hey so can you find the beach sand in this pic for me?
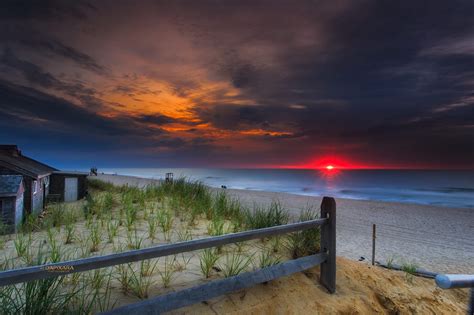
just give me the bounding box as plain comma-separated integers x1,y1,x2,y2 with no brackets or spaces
95,174,474,274
170,257,469,315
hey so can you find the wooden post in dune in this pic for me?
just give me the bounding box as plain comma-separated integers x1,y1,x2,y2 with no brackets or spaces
469,288,473,315
320,196,336,293
372,224,376,266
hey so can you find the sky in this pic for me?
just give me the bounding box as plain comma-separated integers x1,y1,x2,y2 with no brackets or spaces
0,0,473,169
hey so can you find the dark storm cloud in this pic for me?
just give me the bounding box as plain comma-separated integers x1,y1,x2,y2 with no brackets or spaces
1,0,474,167
181,1,474,166
135,114,201,127
18,39,107,75
0,80,131,136
0,30,106,75
0,0,93,20
194,105,266,130
1,48,59,88
0,0,105,75
0,49,104,109
137,114,176,125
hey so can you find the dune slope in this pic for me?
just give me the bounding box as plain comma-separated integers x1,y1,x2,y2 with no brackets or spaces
169,257,469,314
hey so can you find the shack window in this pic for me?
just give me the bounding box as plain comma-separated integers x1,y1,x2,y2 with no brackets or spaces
33,180,38,194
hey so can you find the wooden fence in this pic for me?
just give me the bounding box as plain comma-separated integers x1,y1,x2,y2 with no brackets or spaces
0,197,337,314
435,274,474,315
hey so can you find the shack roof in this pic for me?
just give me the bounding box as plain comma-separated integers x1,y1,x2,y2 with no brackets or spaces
0,145,57,179
52,170,89,176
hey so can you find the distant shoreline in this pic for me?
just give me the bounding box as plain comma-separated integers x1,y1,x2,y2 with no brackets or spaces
94,170,473,209
93,173,474,273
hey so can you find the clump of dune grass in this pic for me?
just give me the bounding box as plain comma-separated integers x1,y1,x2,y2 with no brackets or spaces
128,263,155,299
0,249,80,314
83,193,100,217
87,178,117,192
64,212,76,245
115,264,131,294
14,232,29,258
140,259,159,277
77,233,91,258
89,222,101,253
199,248,220,278
49,236,62,263
157,208,174,241
19,214,40,233
45,203,66,230
158,256,178,288
386,256,395,269
176,227,193,267
0,276,74,314
88,269,108,291
176,225,192,242
125,203,138,231
258,249,281,268
287,206,320,258
143,184,163,201
102,192,114,213
126,228,144,250
161,178,213,222
269,235,284,253
207,216,226,236
244,201,289,230
220,252,253,278
106,218,119,243
401,262,418,283
147,214,159,240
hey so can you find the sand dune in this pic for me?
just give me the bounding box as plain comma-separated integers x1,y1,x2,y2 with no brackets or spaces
96,173,474,274
169,257,470,314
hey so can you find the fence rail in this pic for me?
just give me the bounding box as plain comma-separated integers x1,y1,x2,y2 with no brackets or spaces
0,196,337,313
104,253,328,315
435,274,474,315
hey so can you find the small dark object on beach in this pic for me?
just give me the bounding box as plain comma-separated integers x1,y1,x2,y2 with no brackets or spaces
221,185,227,189
359,256,365,261
90,167,98,176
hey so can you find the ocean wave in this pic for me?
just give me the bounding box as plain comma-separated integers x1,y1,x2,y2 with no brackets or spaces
415,187,474,194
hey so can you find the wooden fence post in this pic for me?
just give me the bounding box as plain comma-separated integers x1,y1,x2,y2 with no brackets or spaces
372,224,376,266
469,288,474,315
320,196,336,293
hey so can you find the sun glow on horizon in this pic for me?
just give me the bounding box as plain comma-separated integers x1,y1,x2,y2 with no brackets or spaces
326,165,334,170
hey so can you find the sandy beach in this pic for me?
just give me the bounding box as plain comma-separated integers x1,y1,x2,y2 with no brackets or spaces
96,173,474,274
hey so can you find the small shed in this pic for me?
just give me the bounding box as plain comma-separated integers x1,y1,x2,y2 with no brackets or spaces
49,171,88,202
0,145,56,215
0,175,24,232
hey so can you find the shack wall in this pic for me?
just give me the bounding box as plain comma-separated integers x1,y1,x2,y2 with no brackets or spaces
50,174,88,201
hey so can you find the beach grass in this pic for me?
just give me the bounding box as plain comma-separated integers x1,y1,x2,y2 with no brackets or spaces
0,176,322,313
287,206,321,258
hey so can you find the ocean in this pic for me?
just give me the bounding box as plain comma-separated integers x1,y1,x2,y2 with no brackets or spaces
100,168,474,209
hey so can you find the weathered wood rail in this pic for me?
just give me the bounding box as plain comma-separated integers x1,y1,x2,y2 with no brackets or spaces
0,196,337,314
435,274,474,314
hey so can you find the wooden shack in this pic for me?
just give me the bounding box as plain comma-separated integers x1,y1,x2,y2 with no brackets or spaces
49,171,88,202
0,145,56,215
